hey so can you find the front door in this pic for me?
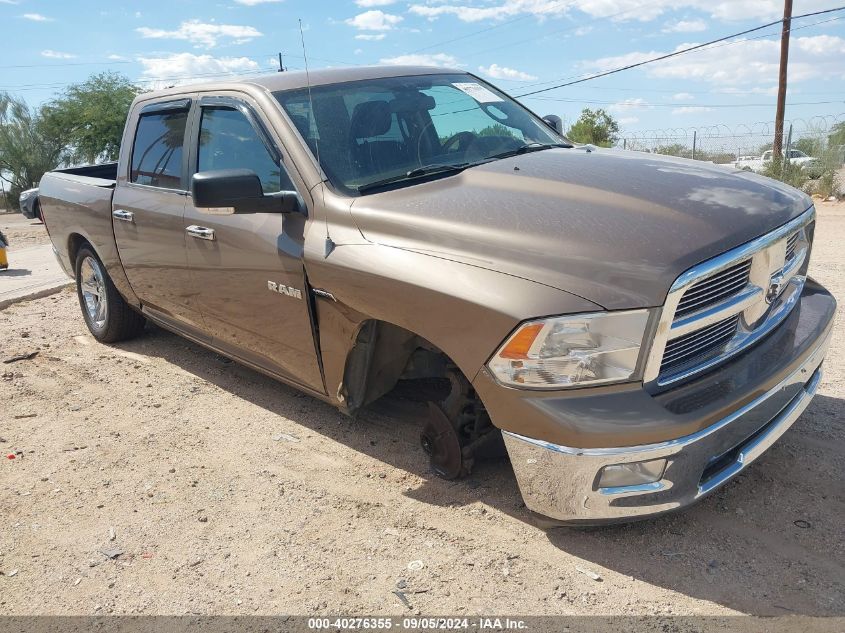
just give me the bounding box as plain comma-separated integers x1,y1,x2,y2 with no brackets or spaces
113,97,207,336
184,95,324,393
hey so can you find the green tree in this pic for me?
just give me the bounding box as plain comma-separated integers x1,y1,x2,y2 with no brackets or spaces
565,108,619,147
40,72,139,165
792,137,822,157
0,93,64,209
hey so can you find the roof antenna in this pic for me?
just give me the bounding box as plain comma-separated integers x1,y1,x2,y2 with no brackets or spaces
299,18,334,258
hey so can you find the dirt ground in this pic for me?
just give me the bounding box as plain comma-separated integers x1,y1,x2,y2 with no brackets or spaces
1,201,843,618
0,213,51,249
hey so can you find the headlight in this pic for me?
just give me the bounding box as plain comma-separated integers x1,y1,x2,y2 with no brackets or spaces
19,191,32,201
487,310,653,389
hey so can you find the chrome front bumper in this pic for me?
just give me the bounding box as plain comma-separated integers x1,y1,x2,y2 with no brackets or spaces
503,326,831,525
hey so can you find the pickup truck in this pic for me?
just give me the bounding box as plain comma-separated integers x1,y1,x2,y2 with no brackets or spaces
39,66,836,525
733,148,820,173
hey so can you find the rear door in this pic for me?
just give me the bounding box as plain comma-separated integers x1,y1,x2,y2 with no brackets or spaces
183,94,324,392
113,97,207,337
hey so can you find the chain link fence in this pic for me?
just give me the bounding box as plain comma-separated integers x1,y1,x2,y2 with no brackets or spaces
617,114,845,197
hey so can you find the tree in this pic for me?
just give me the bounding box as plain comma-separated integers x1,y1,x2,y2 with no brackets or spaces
792,136,822,157
0,93,64,208
40,72,139,165
565,108,619,147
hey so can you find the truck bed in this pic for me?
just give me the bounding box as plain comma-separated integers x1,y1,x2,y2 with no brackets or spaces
38,163,123,289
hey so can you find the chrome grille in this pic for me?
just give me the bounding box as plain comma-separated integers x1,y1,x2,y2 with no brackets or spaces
786,231,799,260
660,314,740,373
644,208,815,388
675,259,751,319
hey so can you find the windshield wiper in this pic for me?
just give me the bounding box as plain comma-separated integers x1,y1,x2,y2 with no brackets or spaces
483,142,573,163
357,163,470,194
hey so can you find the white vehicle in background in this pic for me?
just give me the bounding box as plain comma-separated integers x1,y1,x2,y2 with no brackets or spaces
733,149,820,173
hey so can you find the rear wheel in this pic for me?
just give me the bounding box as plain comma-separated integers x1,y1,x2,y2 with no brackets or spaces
74,246,145,343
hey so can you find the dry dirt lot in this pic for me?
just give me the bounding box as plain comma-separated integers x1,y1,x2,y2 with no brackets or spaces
0,213,51,249
1,201,843,618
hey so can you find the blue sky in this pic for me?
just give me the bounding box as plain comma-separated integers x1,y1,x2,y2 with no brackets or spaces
1,0,844,135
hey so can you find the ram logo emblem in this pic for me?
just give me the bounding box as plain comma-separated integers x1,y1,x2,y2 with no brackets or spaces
268,281,302,300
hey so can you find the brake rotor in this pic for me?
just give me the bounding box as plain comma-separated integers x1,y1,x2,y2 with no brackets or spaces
421,401,464,479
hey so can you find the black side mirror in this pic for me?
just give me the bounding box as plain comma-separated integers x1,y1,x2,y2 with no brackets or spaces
191,169,301,214
543,115,564,135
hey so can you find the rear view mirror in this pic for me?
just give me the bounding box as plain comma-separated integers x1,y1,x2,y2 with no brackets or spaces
191,169,301,214
543,115,564,135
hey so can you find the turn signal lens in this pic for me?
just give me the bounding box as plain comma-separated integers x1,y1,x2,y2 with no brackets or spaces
499,323,544,358
487,310,652,389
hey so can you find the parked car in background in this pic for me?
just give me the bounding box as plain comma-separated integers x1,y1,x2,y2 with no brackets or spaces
38,66,835,525
733,149,820,173
19,187,41,221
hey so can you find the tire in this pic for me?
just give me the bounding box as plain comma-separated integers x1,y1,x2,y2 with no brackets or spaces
75,246,146,343
34,200,43,223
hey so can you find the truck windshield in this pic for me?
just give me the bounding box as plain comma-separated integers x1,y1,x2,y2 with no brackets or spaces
274,73,566,195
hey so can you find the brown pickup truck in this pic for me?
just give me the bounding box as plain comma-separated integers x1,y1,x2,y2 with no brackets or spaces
39,66,836,525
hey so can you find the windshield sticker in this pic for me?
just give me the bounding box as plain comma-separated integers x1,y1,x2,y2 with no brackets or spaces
452,82,503,103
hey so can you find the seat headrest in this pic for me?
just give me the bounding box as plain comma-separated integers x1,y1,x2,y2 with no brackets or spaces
350,101,392,139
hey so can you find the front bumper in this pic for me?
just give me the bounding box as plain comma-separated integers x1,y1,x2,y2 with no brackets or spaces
487,280,836,524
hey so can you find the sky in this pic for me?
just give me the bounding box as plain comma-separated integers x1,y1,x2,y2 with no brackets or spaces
1,0,844,136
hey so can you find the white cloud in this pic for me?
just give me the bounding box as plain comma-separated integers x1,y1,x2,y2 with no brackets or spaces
41,50,76,59
108,54,129,61
672,92,694,100
136,20,262,48
379,53,459,67
345,10,403,30
662,19,706,33
610,98,652,112
583,35,845,87
672,106,714,114
137,53,260,87
234,0,282,4
618,116,639,126
355,33,387,41
408,1,837,24
478,63,537,81
355,0,395,6
21,13,51,21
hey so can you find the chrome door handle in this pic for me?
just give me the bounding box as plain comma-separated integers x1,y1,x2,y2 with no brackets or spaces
186,225,215,241
112,209,134,223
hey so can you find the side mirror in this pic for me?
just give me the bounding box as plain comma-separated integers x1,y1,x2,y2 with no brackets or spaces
191,169,301,214
543,115,564,135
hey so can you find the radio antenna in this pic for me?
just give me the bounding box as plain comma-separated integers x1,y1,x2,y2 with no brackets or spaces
299,18,333,258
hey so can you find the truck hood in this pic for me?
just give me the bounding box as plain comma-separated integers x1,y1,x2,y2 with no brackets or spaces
349,148,812,309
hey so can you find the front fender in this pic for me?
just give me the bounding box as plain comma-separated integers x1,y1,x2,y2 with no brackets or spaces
305,242,601,408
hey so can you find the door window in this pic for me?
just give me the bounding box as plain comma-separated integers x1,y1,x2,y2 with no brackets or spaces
130,111,189,189
197,107,293,193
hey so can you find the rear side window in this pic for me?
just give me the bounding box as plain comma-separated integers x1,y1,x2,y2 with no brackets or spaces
130,111,189,189
197,107,293,193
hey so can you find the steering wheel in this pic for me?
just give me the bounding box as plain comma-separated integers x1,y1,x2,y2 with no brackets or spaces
441,131,477,154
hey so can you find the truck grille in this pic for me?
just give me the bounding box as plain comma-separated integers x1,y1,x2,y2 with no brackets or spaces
786,231,799,260
660,314,740,373
675,259,751,319
645,209,814,388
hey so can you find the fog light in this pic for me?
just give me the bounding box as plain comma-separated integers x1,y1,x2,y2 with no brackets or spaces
599,459,666,488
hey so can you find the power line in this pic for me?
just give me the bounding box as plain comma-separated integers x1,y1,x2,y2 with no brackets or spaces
515,6,845,98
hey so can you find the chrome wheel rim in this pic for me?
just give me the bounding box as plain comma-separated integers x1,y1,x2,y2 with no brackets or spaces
80,256,107,328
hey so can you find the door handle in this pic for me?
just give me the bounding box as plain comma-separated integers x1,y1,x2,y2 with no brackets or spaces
186,225,215,241
112,209,134,223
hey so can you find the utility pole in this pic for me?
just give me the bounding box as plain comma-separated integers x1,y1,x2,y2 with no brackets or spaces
772,0,793,159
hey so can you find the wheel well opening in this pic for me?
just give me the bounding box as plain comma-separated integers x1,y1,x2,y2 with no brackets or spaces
67,234,90,270
342,320,504,479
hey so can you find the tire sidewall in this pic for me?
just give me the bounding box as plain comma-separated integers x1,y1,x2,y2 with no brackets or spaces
74,248,110,339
